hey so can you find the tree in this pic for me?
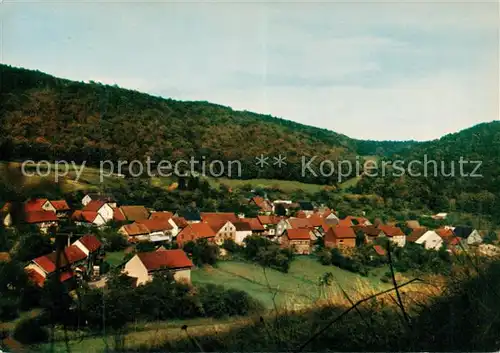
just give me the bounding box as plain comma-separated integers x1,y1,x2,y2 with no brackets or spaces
15,230,53,262
483,231,498,245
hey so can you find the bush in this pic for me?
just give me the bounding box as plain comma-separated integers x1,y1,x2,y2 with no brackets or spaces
13,317,49,344
223,239,242,253
243,236,294,273
198,284,263,318
184,239,219,266
317,248,332,265
0,297,19,320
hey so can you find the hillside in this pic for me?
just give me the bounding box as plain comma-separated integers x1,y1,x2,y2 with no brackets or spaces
355,121,500,217
0,64,411,185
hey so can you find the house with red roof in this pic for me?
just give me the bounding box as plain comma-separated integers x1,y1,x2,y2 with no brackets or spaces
71,210,107,227
82,201,114,223
257,215,282,238
233,221,253,245
73,234,104,276
241,217,266,235
113,208,127,222
171,216,189,230
277,217,315,238
200,212,239,224
378,225,406,247
50,200,71,218
344,216,372,226
119,223,151,242
24,210,59,233
249,196,273,214
176,223,217,247
24,198,56,213
202,218,236,246
137,219,175,242
280,228,315,255
123,249,194,285
352,225,386,243
324,226,357,248
82,193,117,208
24,245,87,288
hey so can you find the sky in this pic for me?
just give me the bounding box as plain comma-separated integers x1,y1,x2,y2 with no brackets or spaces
1,0,498,141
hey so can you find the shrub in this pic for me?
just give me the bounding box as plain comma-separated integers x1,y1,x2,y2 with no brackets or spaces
317,248,333,265
223,239,242,253
13,317,49,344
0,297,19,320
198,284,263,318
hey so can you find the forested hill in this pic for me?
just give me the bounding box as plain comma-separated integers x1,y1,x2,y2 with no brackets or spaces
354,121,500,217
0,64,414,184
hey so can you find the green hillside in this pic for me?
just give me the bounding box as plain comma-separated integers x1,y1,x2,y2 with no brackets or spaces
0,64,412,186
355,121,500,217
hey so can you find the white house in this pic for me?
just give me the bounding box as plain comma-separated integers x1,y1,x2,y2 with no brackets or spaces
233,221,253,245
123,249,194,286
379,225,406,247
415,230,444,250
71,211,107,228
82,193,117,208
82,201,114,223
454,227,483,245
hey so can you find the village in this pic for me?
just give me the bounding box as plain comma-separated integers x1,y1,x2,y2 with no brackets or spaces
0,192,495,294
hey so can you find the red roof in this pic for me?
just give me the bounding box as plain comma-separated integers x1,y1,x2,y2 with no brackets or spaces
257,215,282,225
59,270,74,282
200,212,239,224
345,216,370,226
436,228,454,239
113,208,126,222
25,211,58,224
64,245,88,263
25,269,46,287
149,211,174,221
137,219,173,232
338,219,353,227
51,200,70,211
204,218,232,233
122,223,150,236
373,245,387,256
285,228,312,240
241,218,265,231
407,228,428,242
82,200,106,212
378,225,405,237
172,217,188,228
234,221,253,231
250,196,273,212
76,235,102,253
24,199,49,212
72,210,100,223
119,206,150,221
137,249,193,271
177,223,216,240
288,218,312,229
295,211,308,218
326,226,356,240
353,225,382,237
33,255,57,273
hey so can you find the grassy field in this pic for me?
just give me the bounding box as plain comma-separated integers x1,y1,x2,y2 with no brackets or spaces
1,160,370,195
29,258,386,353
105,251,127,267
208,177,329,194
192,257,386,309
